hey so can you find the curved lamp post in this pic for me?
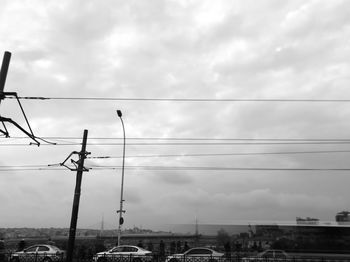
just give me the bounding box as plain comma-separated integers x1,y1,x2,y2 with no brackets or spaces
116,110,126,246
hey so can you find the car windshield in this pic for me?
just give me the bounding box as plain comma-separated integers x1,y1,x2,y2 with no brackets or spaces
136,247,149,252
275,251,287,258
25,246,38,252
110,247,123,253
258,250,286,258
37,246,50,252
122,247,138,252
186,248,212,255
49,246,60,251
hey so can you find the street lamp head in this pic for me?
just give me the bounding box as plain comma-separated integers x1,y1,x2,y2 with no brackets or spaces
117,110,122,118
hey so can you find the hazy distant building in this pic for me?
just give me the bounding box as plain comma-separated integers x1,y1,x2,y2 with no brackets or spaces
296,217,319,225
336,211,350,225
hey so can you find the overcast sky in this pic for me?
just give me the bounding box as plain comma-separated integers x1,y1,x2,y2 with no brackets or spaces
1,0,350,231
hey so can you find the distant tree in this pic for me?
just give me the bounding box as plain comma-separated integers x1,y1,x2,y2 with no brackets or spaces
217,228,231,246
77,244,87,259
176,241,181,253
170,241,175,254
272,237,294,250
17,240,26,251
0,238,5,262
159,240,165,258
147,241,154,251
94,240,105,253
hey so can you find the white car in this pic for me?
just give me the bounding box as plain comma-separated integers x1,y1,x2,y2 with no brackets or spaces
93,245,152,262
165,247,224,262
242,249,290,262
10,245,65,262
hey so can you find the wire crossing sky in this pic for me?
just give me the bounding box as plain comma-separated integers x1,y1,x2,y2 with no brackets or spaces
9,96,350,102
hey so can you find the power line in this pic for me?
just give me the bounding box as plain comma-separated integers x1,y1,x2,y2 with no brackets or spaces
4,136,350,142
0,164,50,168
88,165,350,171
0,167,61,171
1,150,349,170
11,96,350,103
87,150,350,159
2,165,350,172
3,141,350,146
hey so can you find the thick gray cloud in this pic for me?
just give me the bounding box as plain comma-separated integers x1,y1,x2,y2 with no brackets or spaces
1,0,350,230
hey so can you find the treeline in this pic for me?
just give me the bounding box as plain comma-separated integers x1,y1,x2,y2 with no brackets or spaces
0,228,105,239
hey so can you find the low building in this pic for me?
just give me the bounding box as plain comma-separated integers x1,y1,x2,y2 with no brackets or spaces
336,211,350,225
296,217,319,225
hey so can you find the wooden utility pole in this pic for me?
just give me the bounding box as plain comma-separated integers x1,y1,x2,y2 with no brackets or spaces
66,129,89,262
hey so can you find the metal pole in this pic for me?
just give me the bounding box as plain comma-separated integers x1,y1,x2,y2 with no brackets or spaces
117,110,126,246
66,129,88,262
0,51,11,103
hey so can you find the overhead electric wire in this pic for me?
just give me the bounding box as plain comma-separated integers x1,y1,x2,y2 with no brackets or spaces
3,150,350,171
0,164,50,168
3,141,350,146
2,97,350,172
0,168,60,171
4,136,350,143
2,165,350,172
10,96,350,103
0,168,61,171
88,166,350,171
87,150,350,159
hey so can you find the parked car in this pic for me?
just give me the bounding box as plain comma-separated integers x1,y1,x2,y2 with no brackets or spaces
165,247,224,262
10,244,65,262
93,245,152,262
242,249,290,262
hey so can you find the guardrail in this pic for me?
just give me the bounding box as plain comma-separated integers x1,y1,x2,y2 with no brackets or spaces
2,252,65,262
94,254,152,262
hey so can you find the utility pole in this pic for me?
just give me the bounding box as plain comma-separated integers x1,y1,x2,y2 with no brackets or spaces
0,51,11,102
0,51,41,145
66,129,89,262
0,51,11,137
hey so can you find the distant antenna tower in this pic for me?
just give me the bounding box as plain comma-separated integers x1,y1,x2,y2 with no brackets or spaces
194,215,200,246
100,214,104,237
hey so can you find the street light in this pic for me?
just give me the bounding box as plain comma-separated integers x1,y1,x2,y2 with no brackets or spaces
116,109,126,246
